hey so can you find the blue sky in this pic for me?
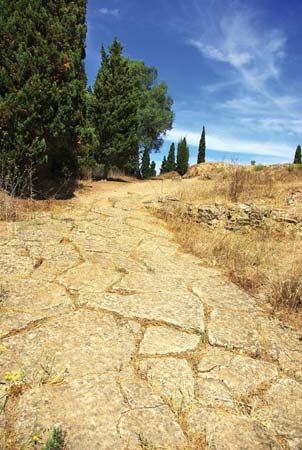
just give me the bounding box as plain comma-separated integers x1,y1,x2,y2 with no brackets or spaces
86,0,302,166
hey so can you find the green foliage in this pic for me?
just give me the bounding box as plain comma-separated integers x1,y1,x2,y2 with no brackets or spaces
197,126,206,164
150,161,156,177
166,143,176,171
288,163,302,172
127,60,174,155
42,427,66,450
160,156,168,174
177,138,189,176
251,160,256,166
294,145,302,164
253,164,265,171
0,0,87,190
141,148,157,178
141,148,151,178
92,40,139,175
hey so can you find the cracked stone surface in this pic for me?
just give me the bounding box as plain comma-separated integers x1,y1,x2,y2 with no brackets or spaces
1,179,302,449
139,357,195,412
197,347,279,397
139,326,200,355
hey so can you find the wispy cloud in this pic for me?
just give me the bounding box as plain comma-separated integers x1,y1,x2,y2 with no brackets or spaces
183,2,302,150
97,7,120,17
188,7,286,92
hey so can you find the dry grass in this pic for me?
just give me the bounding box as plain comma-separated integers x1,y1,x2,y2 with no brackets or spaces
0,189,59,222
157,164,302,327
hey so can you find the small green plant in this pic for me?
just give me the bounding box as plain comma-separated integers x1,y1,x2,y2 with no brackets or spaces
250,160,256,166
42,427,66,450
288,163,302,172
253,164,265,171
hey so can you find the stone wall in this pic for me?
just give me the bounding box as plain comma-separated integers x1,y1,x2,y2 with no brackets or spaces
152,196,302,232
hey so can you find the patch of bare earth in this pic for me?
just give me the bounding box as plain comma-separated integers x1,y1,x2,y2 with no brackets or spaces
0,177,301,449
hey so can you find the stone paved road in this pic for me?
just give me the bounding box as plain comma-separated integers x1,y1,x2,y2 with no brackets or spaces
0,180,302,449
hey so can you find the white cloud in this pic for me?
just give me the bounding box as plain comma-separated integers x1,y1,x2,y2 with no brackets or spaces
186,5,302,140
97,7,120,17
189,9,286,92
165,128,293,157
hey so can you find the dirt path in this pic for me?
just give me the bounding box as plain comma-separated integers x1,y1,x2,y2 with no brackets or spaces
1,180,302,449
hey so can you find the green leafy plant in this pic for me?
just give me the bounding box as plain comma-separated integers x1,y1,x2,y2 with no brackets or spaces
42,426,66,450
253,164,265,171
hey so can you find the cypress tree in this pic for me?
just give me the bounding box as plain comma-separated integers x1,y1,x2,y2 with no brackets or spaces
141,148,151,178
166,143,176,171
0,0,87,190
160,156,168,174
197,126,206,164
177,138,189,176
294,145,302,164
93,39,139,176
150,161,156,177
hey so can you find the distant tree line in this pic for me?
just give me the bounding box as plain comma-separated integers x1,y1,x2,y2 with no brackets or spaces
0,1,173,193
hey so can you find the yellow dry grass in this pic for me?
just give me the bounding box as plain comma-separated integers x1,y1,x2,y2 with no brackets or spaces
158,164,302,328
0,189,59,222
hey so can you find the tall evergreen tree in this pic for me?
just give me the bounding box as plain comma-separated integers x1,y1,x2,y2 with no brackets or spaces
197,126,206,164
177,138,189,176
294,145,302,164
160,156,168,174
150,161,156,177
166,143,176,171
0,0,87,190
93,39,139,175
141,148,151,179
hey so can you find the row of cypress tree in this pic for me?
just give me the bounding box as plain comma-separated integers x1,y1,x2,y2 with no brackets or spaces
160,127,206,177
161,138,190,176
0,1,173,194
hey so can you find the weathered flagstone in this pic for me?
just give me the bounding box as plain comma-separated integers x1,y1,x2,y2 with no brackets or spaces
119,406,188,449
139,357,195,412
254,378,302,449
208,309,262,355
205,413,281,450
139,326,200,355
15,375,127,450
197,347,278,396
83,291,205,333
1,311,135,382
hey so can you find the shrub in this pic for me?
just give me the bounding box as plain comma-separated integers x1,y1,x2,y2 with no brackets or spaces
253,164,265,171
288,163,302,172
43,427,66,450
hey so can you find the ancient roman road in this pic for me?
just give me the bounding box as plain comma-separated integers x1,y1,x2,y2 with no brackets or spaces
1,180,302,449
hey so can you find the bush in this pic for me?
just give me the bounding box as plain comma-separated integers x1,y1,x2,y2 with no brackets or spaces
253,164,265,171
288,163,302,172
43,427,66,450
